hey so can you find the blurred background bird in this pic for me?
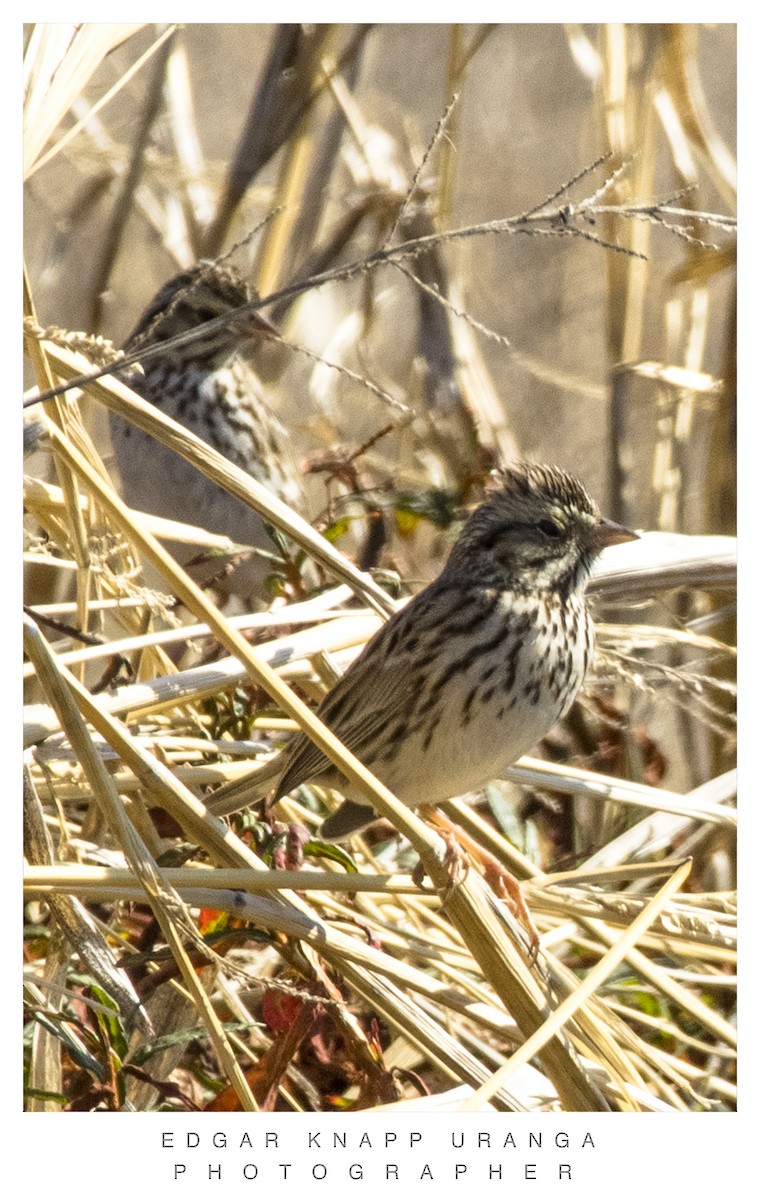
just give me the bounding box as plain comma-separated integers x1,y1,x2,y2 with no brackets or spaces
109,261,307,601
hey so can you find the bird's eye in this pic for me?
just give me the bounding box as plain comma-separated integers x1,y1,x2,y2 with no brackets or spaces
538,518,562,537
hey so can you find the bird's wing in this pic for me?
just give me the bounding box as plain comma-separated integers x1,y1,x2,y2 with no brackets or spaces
273,580,461,798
273,653,421,798
206,639,418,818
210,575,495,811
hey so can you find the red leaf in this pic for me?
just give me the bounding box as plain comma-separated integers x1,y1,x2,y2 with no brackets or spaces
262,989,303,1032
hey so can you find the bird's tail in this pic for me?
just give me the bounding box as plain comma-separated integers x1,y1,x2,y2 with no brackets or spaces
207,758,282,818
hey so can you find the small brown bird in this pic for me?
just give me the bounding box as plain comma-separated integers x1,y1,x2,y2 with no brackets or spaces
110,262,305,595
209,461,637,837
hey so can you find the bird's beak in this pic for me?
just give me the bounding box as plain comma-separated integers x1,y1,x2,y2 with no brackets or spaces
588,518,639,550
231,310,279,341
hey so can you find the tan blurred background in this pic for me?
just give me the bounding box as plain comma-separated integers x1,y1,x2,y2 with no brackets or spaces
24,22,736,533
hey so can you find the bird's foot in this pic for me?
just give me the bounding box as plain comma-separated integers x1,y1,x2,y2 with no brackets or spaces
480,858,540,960
413,824,471,894
423,806,539,959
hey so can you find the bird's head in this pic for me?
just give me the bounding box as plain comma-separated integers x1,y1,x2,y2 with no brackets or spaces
449,461,638,595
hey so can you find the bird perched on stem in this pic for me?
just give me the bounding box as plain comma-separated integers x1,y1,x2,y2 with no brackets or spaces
209,461,638,837
110,261,305,596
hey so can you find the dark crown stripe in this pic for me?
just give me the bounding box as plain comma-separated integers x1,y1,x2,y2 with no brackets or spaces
123,263,252,354
493,461,598,517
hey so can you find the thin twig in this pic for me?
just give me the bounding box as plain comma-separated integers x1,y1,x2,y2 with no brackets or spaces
385,91,461,247
268,333,413,420
520,151,615,218
28,167,734,407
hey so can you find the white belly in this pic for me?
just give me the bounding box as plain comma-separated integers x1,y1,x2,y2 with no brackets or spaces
376,592,592,806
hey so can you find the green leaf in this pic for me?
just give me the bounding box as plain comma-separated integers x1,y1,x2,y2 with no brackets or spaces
304,840,359,871
322,516,352,544
395,487,459,530
24,1088,68,1106
128,1021,264,1067
30,1012,105,1081
90,983,129,1061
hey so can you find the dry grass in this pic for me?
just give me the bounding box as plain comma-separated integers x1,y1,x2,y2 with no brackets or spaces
23,24,735,1113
